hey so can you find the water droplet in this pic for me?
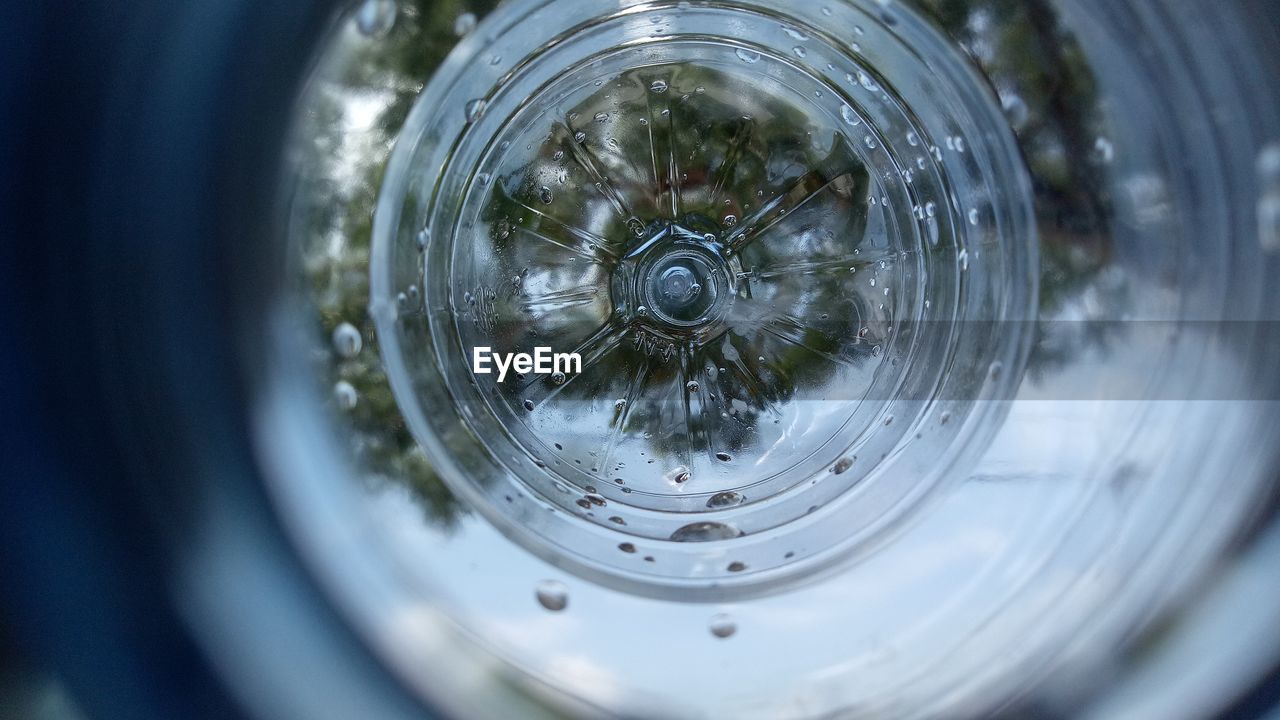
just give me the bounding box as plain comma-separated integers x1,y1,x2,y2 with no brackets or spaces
415,228,429,250
1001,92,1029,128
523,399,535,412
551,372,566,385
618,542,636,553
863,135,877,149
535,580,568,611
538,186,553,204
723,213,737,226
614,398,627,411
735,48,761,64
464,98,486,122
331,322,362,358
671,521,743,542
715,451,732,462
940,411,952,425
649,79,669,93
832,457,853,474
709,613,736,638
792,46,807,58
968,208,980,225
727,561,746,572
840,105,860,126
821,5,833,15
573,130,587,144
593,111,609,124
924,201,936,218
475,172,490,186
706,491,743,508
356,0,397,37
453,11,477,37
857,70,877,92
686,380,700,393
906,130,919,146
333,381,358,410
989,361,1004,380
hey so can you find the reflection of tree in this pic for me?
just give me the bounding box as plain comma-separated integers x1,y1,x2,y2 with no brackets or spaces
913,0,1117,374
292,0,1119,520
461,61,880,479
292,0,499,530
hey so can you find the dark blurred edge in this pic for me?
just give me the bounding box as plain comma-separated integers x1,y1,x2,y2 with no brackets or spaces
1,1,434,719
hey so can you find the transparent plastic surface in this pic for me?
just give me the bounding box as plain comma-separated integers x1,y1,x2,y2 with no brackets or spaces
260,0,1280,717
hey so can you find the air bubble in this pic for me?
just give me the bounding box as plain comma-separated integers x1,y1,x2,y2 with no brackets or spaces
832,457,853,474
538,186,554,204
464,98,486,123
534,580,568,611
671,521,742,542
452,12,476,37
332,322,362,358
333,381,358,410
649,79,669,93
706,491,744,508
356,0,397,37
715,451,732,462
709,613,737,638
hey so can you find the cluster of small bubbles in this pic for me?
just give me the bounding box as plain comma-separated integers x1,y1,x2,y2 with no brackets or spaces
464,98,486,123
709,613,736,638
538,186,553,204
534,580,568,611
840,105,860,126
715,451,732,462
792,46,807,58
649,79,669,93
332,322,362,358
453,12,476,37
735,47,761,64
356,0,397,37
618,542,636,553
706,491,744,509
832,456,853,474
333,380,358,410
